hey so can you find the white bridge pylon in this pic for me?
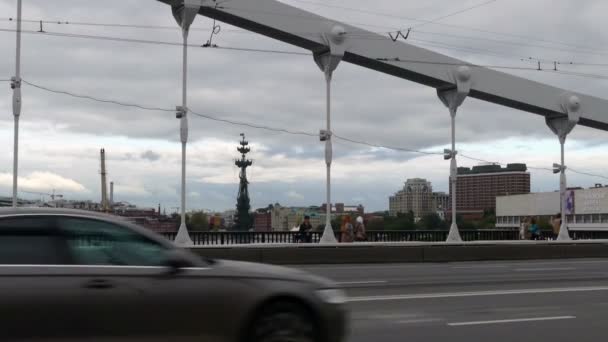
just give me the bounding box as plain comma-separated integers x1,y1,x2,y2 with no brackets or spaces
158,0,608,242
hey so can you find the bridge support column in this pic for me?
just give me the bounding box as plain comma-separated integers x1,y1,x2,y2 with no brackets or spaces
314,25,347,244
546,94,581,241
437,66,472,243
171,0,206,246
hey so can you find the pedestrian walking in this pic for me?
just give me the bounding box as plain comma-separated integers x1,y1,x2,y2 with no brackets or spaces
354,216,367,242
529,218,542,240
298,215,313,243
340,216,354,243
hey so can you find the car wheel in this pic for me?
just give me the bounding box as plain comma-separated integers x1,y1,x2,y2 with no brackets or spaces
250,301,318,342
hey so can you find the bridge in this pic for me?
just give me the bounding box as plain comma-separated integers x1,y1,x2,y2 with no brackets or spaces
5,1,608,341
151,0,608,244
8,0,608,246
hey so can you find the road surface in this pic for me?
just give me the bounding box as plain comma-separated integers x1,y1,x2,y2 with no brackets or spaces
298,259,608,342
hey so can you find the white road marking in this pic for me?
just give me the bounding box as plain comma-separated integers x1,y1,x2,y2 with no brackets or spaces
336,280,388,286
448,316,576,327
452,265,509,270
360,313,425,320
348,286,608,302
514,267,576,272
397,318,443,325
299,259,608,272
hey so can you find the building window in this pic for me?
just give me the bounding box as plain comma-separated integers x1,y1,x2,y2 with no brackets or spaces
602,214,608,223
592,214,601,223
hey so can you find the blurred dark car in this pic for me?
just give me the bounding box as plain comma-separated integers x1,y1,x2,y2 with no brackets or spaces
0,208,347,342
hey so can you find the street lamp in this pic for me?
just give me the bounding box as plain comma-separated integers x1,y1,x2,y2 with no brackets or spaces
314,25,346,244
546,94,580,241
171,0,204,246
11,0,23,208
545,94,581,241
437,66,472,243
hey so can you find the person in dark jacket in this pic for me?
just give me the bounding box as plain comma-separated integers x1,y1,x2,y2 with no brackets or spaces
529,217,542,240
298,215,313,243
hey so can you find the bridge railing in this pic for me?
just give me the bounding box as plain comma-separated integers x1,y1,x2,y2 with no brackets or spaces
159,229,608,245
159,229,543,245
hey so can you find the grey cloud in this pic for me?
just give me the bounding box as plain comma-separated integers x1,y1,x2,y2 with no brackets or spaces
141,150,162,162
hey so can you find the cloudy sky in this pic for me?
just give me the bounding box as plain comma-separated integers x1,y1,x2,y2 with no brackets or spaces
1,0,608,212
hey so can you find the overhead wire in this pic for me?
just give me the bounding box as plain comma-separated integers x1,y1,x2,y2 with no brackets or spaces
332,134,442,156
404,30,608,59
4,16,608,65
409,0,500,29
0,27,310,56
18,79,608,181
189,109,318,137
214,5,400,31
6,3,596,59
0,17,339,36
282,0,605,54
21,80,174,112
199,1,608,61
5,19,608,78
569,168,608,181
374,57,608,80
3,27,608,81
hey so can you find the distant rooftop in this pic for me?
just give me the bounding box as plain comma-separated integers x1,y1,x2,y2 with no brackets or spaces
458,163,528,175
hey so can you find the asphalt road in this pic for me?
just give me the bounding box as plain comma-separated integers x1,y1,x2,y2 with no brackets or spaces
298,259,608,342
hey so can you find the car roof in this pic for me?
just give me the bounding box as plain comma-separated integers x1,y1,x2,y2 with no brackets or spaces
0,207,119,220
0,207,175,248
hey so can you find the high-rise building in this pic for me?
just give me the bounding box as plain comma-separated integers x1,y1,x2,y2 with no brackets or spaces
432,192,450,212
389,178,436,219
451,163,530,213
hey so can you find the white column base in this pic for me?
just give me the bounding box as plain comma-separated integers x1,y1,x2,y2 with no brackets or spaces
447,222,462,242
174,222,193,246
557,223,571,241
320,223,337,244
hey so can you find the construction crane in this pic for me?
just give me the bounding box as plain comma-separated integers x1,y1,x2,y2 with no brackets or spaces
21,189,63,207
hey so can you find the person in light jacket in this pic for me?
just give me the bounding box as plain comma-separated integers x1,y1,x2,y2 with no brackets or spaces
354,216,367,242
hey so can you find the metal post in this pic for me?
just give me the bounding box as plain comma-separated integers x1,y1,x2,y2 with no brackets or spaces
449,109,459,241
546,94,580,242
11,0,23,208
174,29,193,246
172,1,201,246
321,70,337,243
314,25,346,244
437,66,472,243
557,140,571,241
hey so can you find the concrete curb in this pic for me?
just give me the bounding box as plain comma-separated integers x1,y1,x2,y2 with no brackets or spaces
188,241,608,265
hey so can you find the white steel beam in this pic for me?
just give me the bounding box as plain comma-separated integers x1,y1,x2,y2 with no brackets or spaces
158,0,608,130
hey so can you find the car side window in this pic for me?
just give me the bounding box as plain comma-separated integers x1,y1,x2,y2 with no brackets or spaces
0,216,68,265
57,217,169,266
